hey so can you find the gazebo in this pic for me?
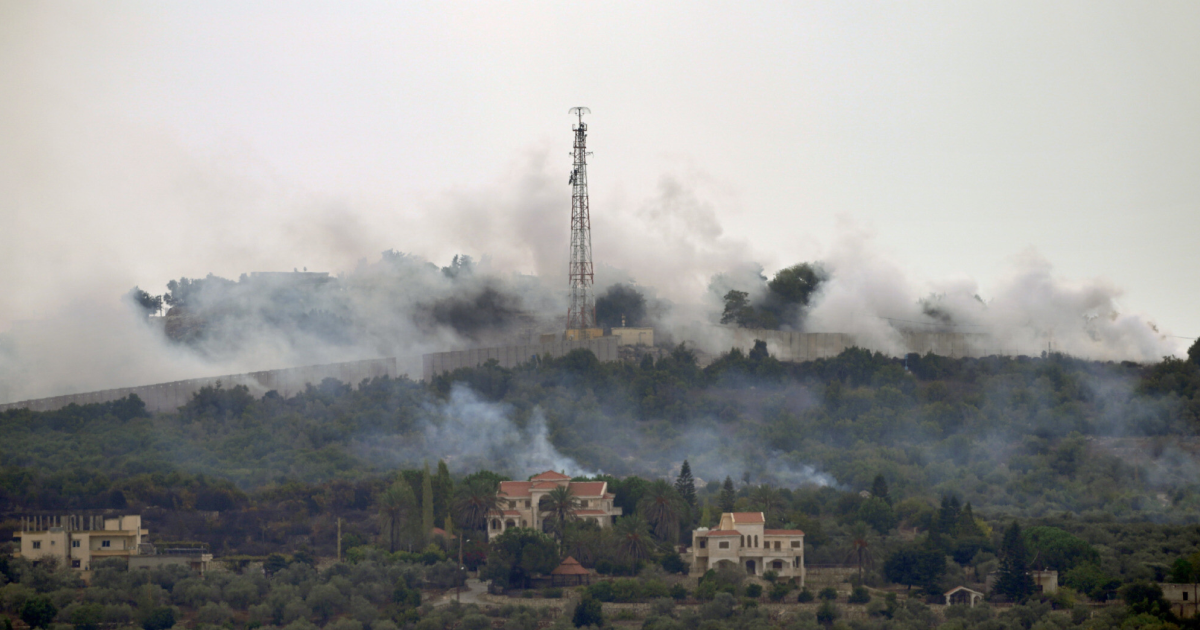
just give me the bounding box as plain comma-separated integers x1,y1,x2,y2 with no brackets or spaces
944,585,984,607
551,556,592,586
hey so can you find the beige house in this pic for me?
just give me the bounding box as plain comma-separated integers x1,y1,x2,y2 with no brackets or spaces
488,471,622,540
1160,583,1199,619
16,515,146,570
692,512,805,582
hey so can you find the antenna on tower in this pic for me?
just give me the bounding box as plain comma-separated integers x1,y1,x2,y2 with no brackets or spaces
565,107,600,340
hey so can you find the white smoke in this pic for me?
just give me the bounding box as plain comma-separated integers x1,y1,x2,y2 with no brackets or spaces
415,384,594,477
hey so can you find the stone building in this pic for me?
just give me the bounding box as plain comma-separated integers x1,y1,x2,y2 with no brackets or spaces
487,471,622,540
1160,583,1198,619
16,515,146,570
692,512,805,582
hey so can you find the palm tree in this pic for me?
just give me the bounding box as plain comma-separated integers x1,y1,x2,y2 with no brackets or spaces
749,484,786,526
844,522,874,584
453,478,500,533
613,516,654,563
637,480,686,544
451,478,500,593
540,486,581,550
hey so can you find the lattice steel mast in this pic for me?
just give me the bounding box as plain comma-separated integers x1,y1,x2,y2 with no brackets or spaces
566,106,596,333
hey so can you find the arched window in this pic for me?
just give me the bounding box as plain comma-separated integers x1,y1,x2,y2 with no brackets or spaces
491,519,500,530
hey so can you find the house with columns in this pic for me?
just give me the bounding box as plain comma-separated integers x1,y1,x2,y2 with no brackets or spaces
691,512,805,582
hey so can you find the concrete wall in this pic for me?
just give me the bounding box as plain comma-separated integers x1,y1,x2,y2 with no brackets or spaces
723,328,999,362
0,357,398,414
423,336,619,382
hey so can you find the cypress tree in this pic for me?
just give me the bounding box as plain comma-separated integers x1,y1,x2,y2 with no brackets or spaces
870,474,890,504
994,521,1035,602
675,460,697,508
718,476,737,514
422,462,434,541
433,460,453,528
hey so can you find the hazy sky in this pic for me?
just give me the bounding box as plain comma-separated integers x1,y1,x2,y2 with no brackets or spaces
2,1,1198,340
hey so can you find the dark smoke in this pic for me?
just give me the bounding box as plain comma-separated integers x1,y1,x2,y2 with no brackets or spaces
595,283,648,329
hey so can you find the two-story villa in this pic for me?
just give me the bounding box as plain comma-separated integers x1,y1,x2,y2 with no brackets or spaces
488,471,623,540
692,512,805,582
16,514,146,570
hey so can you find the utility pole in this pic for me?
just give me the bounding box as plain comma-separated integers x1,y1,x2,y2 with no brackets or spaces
566,107,599,340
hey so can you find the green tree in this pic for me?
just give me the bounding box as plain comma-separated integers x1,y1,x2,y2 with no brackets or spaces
421,463,434,541
766,263,825,309
883,542,945,593
613,516,655,563
483,528,559,589
718,477,736,513
141,608,175,630
1024,526,1098,572
126,287,163,317
1122,582,1176,621
749,485,786,526
721,290,753,326
870,474,890,504
379,479,418,552
994,521,1035,602
675,460,697,509
19,596,56,630
572,593,604,627
433,460,453,528
1189,337,1200,366
540,485,581,549
857,497,896,535
844,523,874,584
637,480,686,543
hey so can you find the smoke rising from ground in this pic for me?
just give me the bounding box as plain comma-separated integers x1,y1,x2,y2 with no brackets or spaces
0,118,1186,403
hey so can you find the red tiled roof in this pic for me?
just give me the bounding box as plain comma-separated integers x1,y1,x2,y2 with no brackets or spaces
576,509,607,516
569,481,607,496
430,527,457,539
731,512,765,524
533,481,564,489
531,470,571,481
551,556,590,576
764,529,805,536
499,481,532,497
701,530,740,536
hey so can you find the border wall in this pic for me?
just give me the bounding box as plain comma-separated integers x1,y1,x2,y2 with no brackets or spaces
0,358,398,414
422,336,619,382
723,328,998,362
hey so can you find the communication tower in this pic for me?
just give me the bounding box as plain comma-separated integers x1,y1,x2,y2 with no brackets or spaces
565,107,601,340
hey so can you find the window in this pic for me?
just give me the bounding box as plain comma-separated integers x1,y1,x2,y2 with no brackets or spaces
773,560,784,570
774,541,781,550
72,560,81,568
791,541,801,548
72,540,80,548
755,535,759,547
101,540,111,548
580,500,588,507
509,500,516,509
719,541,730,549
740,535,745,547
524,500,531,508
32,541,41,549
699,540,707,549
1185,592,1190,601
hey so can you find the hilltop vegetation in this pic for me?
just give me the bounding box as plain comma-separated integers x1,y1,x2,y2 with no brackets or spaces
3,342,1200,629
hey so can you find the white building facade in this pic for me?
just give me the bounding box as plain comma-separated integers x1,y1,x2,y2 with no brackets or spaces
487,471,622,540
692,512,805,582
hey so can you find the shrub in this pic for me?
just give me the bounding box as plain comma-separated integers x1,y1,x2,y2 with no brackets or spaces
797,589,814,603
572,595,603,628
669,583,688,600
848,586,871,604
769,582,792,602
542,588,563,599
660,553,688,575
67,603,103,630
817,600,840,625
818,586,839,601
744,583,763,598
140,607,175,630
763,570,779,583
196,602,233,626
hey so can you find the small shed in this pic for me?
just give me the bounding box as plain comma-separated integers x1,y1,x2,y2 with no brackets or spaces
945,586,984,607
551,556,591,586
